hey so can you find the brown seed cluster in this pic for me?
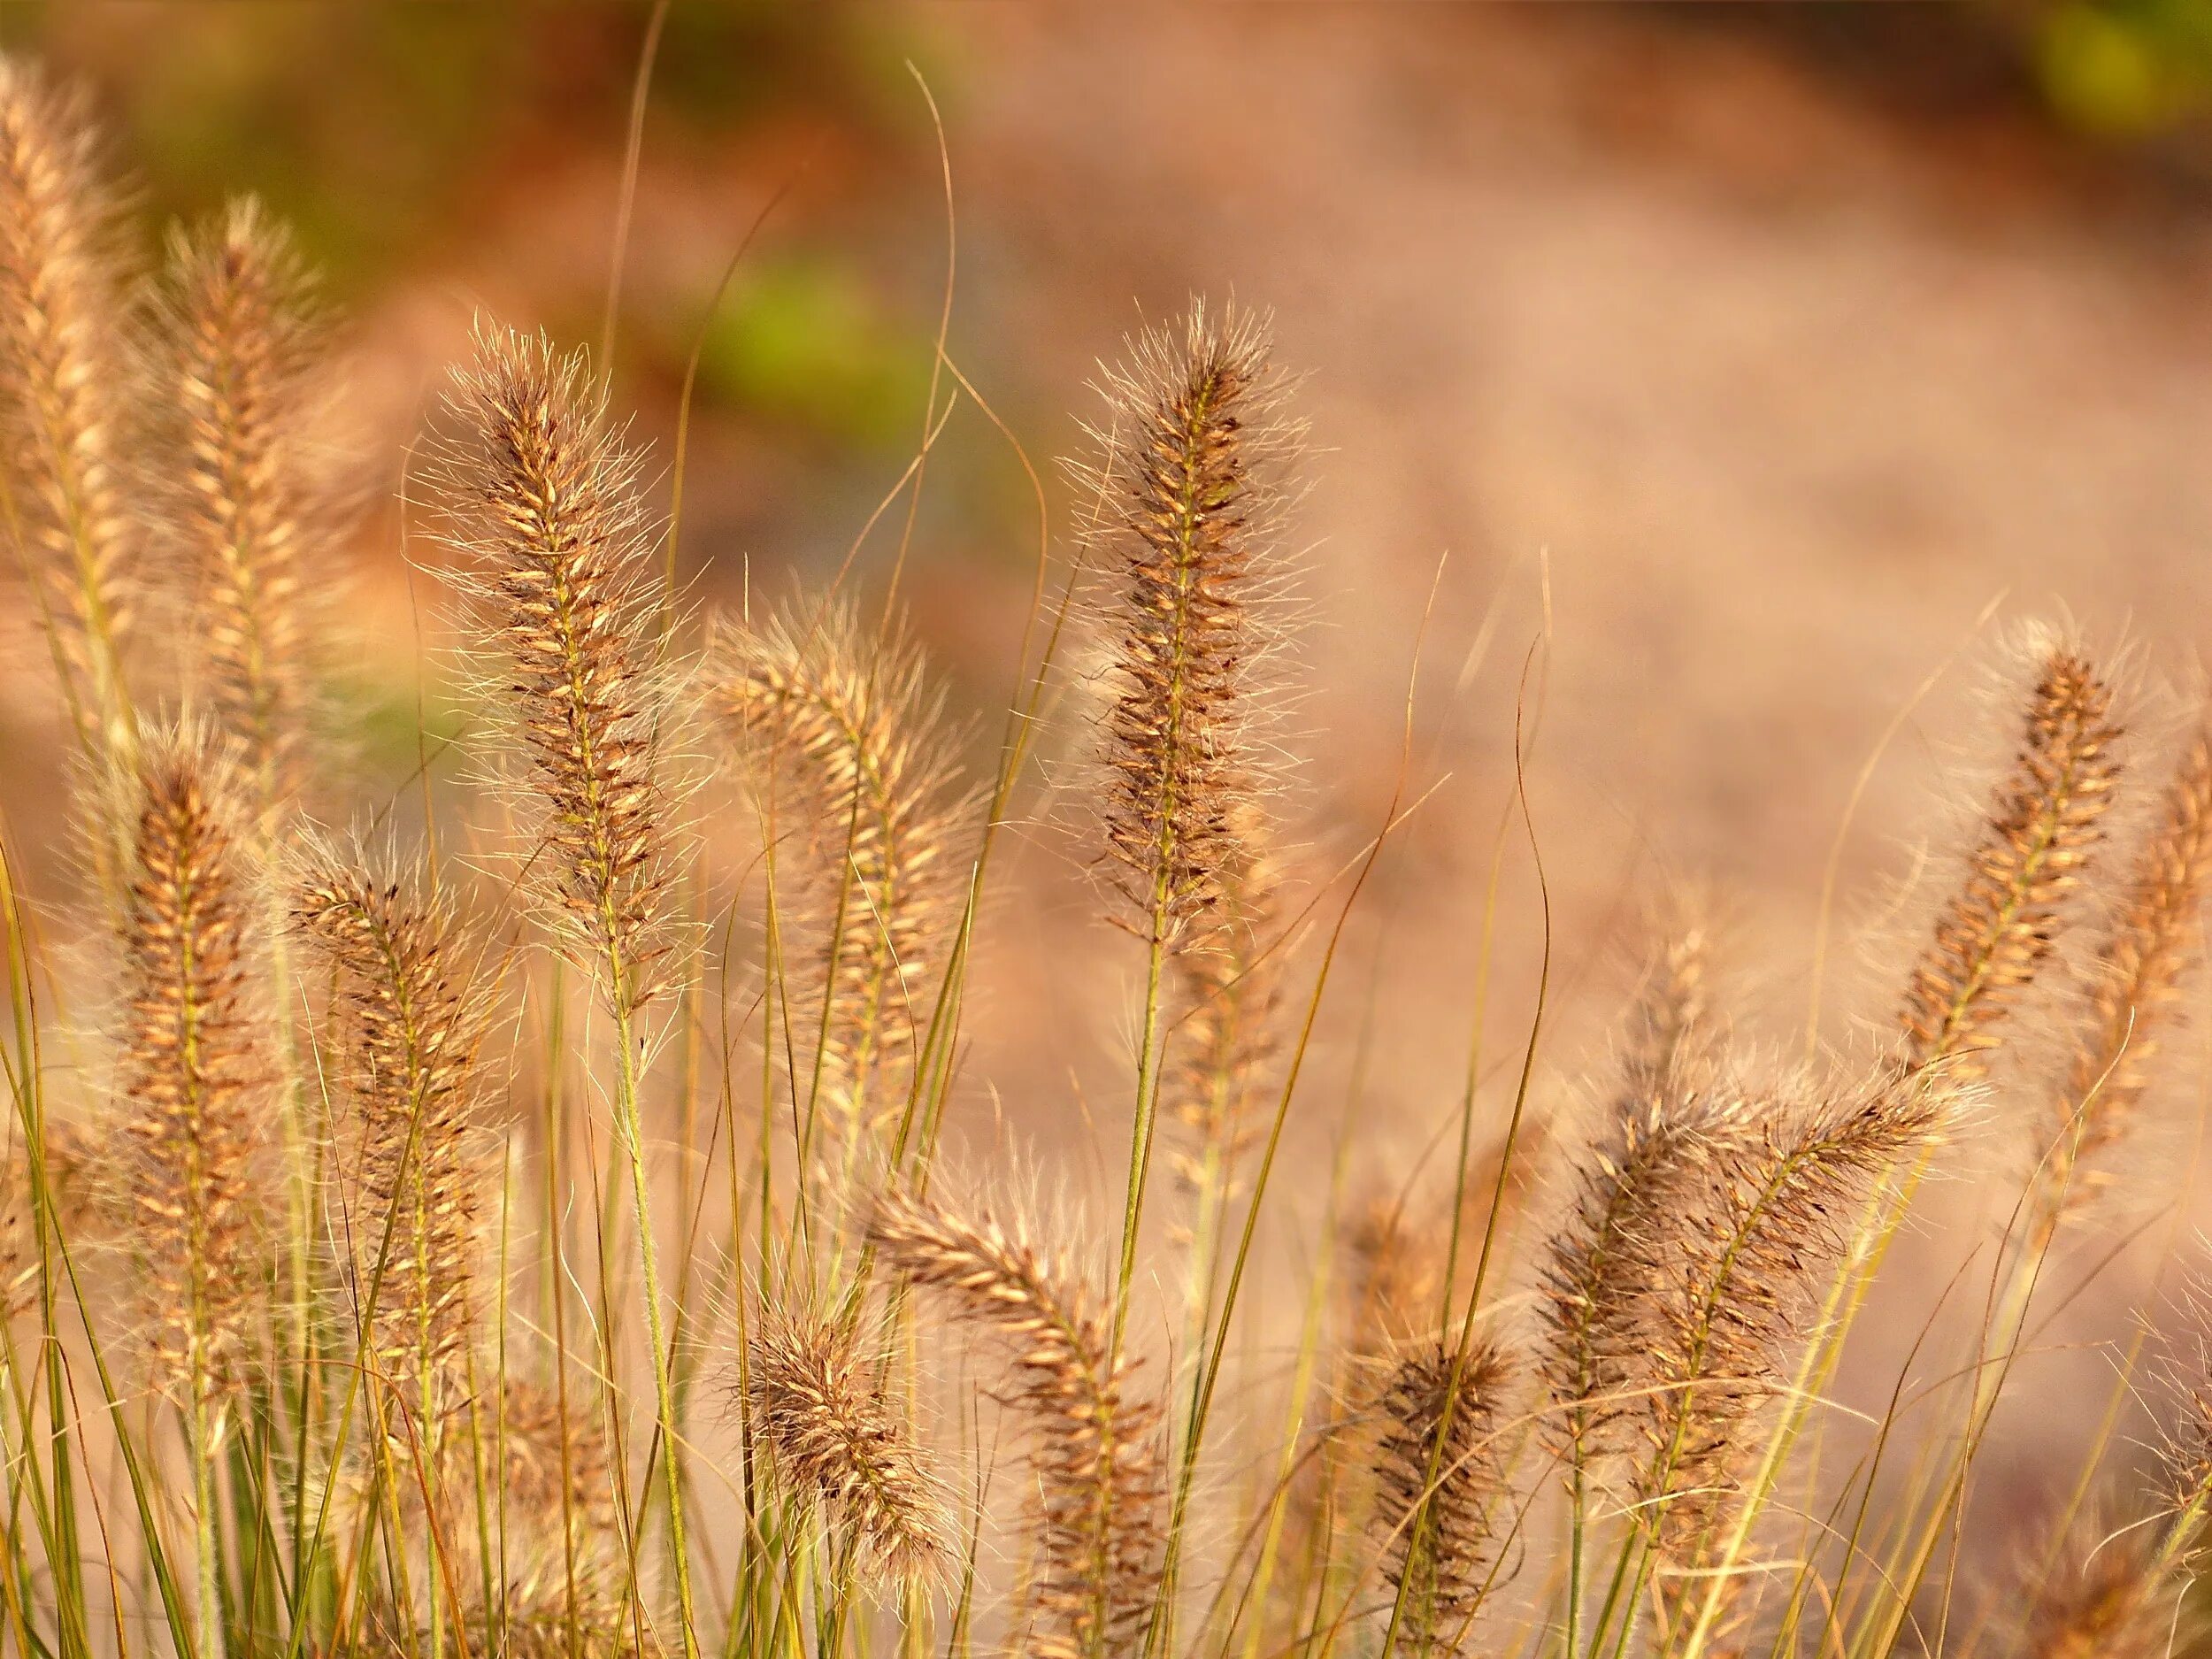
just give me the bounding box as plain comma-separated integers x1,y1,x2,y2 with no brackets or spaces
1371,1337,1513,1634
151,197,328,810
1165,799,1288,1203
1635,1071,1952,1588
0,56,139,757
439,325,674,1012
1901,650,2122,1078
868,1187,1164,1659
743,1300,949,1578
2039,728,2212,1219
713,598,968,1119
116,726,270,1399
295,843,494,1394
1081,304,1297,953
2017,1520,2177,1659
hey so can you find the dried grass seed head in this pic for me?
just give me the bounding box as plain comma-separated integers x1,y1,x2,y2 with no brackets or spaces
868,1183,1164,1659
1901,643,2124,1078
294,835,497,1393
711,595,972,1118
1371,1336,1516,1630
1077,300,1303,955
436,321,679,1012
150,196,334,807
115,721,274,1398
743,1296,952,1580
0,55,142,751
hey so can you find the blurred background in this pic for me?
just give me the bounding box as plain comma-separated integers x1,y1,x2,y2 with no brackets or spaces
13,0,2212,1557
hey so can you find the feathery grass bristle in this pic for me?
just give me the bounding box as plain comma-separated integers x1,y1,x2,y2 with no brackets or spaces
1901,648,2123,1077
151,196,329,810
868,1185,1164,1659
1080,302,1299,953
438,323,677,1012
115,722,271,1398
743,1298,951,1579
295,839,495,1393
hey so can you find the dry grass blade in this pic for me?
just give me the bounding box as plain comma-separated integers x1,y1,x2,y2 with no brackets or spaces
1901,648,2123,1079
868,1185,1164,1659
0,54,140,758
1079,302,1300,954
743,1298,951,1578
437,322,678,1014
151,196,330,810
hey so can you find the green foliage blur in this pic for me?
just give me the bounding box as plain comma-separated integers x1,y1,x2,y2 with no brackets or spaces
2031,0,2212,136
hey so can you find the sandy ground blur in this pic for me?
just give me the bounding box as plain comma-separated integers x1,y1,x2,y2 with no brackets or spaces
922,3,2212,1549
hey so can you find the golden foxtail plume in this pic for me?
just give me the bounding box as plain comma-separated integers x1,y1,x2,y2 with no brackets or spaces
294,839,495,1399
868,1185,1164,1659
1079,302,1300,955
1371,1336,1514,1645
150,196,331,812
742,1298,950,1579
115,722,272,1401
2036,726,2212,1224
0,56,141,764
1165,797,1289,1211
436,323,679,1015
1637,1067,1955,1640
2013,1517,2177,1659
711,596,969,1125
1901,648,2123,1079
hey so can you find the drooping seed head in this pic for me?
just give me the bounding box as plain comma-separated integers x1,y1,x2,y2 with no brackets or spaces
869,1184,1164,1659
742,1298,951,1579
1901,647,2123,1079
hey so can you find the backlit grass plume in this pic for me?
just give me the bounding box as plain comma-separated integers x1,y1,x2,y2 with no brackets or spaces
437,322,679,1017
150,197,330,812
1900,648,2123,1078
295,839,495,1400
743,1298,950,1579
2016,1519,2177,1659
0,56,140,766
1371,1336,1514,1647
437,319,698,1649
1634,1067,1955,1643
1166,799,1288,1216
712,596,969,1127
2035,726,2212,1225
1080,303,1298,956
112,721,272,1655
869,1185,1164,1659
